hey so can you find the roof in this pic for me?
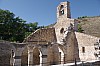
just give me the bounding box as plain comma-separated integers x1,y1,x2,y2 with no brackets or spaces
23,28,57,44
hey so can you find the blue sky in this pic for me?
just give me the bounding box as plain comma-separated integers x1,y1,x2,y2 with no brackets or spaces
0,0,100,26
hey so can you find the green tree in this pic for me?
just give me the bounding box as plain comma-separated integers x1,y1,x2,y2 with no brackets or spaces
0,9,26,42
25,22,39,37
0,9,44,42
77,24,84,33
27,22,38,32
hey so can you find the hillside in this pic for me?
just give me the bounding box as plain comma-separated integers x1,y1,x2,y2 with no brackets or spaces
46,16,100,37
76,16,100,37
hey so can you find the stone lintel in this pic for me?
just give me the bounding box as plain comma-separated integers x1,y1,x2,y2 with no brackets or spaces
14,56,21,59
11,43,27,48
42,55,47,58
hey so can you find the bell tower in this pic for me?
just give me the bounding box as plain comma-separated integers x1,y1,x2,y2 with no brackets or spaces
54,1,74,44
57,1,71,18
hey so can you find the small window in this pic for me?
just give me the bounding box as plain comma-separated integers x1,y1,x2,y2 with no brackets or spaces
60,28,64,34
60,5,64,9
61,10,64,15
59,5,64,16
95,47,98,50
82,47,85,53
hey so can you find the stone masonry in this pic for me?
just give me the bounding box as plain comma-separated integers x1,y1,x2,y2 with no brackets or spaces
0,1,100,66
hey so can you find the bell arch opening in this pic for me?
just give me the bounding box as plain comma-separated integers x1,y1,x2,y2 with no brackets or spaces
59,5,64,16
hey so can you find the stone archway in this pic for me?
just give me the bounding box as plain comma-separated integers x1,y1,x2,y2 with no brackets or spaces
10,43,27,66
33,47,40,65
58,44,66,64
27,45,47,66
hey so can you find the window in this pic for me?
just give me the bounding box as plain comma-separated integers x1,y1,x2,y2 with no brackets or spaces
95,47,98,50
61,10,64,15
61,5,64,9
82,47,85,53
60,28,64,34
59,5,64,16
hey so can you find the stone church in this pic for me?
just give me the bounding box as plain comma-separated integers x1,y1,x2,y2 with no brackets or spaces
0,1,100,66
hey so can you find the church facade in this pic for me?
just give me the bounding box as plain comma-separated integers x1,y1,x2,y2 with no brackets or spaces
0,1,100,66
22,1,100,66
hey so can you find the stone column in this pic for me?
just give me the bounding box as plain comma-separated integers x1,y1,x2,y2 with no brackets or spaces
10,50,14,66
40,54,47,66
58,47,65,64
28,46,34,66
11,43,27,66
61,54,65,64
13,50,22,66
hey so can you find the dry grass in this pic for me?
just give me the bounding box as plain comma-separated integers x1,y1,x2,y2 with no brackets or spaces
77,16,100,37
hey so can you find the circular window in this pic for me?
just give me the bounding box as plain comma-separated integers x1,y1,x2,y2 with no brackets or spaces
60,28,64,34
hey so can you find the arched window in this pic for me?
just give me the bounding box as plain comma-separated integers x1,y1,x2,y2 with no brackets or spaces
60,28,64,34
82,47,85,53
59,5,64,16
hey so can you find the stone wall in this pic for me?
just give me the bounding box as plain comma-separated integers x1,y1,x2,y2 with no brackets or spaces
54,17,74,44
21,46,28,66
0,40,27,66
24,28,57,44
64,31,80,63
47,45,60,65
54,1,74,44
54,1,100,63
57,1,71,18
0,40,12,66
75,32,100,61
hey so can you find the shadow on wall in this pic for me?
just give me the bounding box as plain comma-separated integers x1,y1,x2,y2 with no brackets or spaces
47,44,60,65
64,30,80,63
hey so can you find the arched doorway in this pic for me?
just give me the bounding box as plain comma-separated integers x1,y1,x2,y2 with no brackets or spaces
33,47,40,65
59,5,64,16
58,46,65,64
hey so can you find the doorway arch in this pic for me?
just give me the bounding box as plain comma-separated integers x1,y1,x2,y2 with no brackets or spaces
33,47,40,65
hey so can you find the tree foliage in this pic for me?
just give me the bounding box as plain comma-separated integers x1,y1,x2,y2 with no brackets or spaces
26,22,38,32
77,24,84,33
0,9,44,42
25,22,39,38
78,16,88,19
0,9,27,42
